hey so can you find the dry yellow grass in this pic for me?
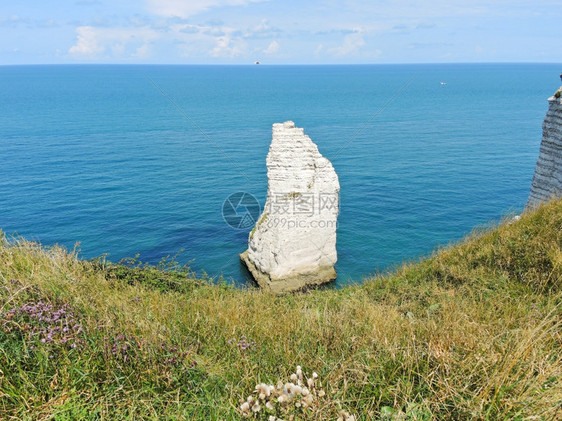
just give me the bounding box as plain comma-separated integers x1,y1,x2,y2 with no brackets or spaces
1,199,561,419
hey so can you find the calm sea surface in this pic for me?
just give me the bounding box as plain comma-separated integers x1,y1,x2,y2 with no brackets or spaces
0,64,560,286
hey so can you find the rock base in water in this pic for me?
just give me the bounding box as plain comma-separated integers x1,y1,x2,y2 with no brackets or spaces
240,250,337,293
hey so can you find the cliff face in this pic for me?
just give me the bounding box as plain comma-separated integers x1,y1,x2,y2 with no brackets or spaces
528,89,562,207
240,121,340,293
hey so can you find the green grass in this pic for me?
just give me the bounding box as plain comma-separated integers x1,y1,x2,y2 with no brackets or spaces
1,199,561,420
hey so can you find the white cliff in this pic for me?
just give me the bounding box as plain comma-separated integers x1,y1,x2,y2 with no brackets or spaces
528,87,562,208
240,121,340,293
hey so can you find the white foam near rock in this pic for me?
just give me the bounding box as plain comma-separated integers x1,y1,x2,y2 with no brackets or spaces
528,88,562,208
240,121,340,293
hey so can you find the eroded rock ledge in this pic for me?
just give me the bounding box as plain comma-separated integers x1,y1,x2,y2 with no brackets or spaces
240,121,340,293
528,88,562,207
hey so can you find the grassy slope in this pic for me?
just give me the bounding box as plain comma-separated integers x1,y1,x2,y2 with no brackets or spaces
0,200,561,420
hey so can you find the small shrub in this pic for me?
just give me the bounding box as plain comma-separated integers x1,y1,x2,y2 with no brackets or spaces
2,300,85,351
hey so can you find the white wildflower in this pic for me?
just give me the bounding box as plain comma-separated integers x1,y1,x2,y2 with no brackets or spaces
242,366,352,419
339,410,355,421
256,383,272,397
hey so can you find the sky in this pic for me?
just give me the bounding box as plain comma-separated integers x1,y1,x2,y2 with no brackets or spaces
1,0,561,65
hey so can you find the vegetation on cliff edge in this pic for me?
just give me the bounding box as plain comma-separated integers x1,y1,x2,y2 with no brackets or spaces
0,199,561,420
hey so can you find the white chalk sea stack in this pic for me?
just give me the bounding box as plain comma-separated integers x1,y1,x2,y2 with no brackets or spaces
528,88,562,207
240,121,340,293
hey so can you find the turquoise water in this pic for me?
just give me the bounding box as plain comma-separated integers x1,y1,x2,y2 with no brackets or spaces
0,64,559,286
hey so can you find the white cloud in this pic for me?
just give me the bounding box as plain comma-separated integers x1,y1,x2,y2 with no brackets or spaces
68,26,159,59
146,0,269,18
329,32,365,56
314,44,324,56
263,40,279,54
253,19,270,33
210,35,247,57
111,43,125,56
243,19,282,39
169,21,276,59
134,43,151,58
68,26,105,56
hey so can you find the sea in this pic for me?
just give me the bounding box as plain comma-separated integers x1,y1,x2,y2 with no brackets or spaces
1,63,560,287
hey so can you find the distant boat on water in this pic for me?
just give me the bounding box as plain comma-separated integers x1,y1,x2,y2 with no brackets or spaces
255,61,260,65
440,81,447,85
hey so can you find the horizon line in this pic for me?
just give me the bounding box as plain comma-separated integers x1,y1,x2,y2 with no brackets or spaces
2,61,562,67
